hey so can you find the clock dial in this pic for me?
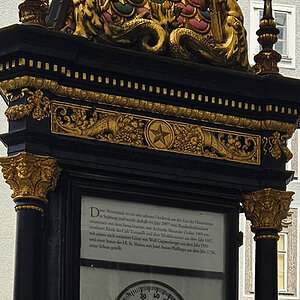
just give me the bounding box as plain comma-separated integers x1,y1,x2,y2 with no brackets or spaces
116,280,184,300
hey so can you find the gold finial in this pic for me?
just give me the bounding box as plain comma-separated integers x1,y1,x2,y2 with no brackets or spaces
0,152,61,203
243,188,294,233
254,0,281,74
18,0,49,26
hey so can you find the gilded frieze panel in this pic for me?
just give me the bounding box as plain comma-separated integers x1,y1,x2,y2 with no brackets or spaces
51,102,261,165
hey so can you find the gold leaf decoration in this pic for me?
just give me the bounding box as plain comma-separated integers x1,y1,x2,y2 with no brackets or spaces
72,0,250,71
51,101,261,165
262,131,293,162
0,152,62,203
0,76,296,136
5,88,50,121
243,188,294,232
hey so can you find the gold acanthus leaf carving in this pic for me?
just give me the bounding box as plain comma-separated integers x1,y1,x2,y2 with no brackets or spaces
0,76,296,136
262,131,293,162
0,152,62,203
5,88,50,121
51,102,261,165
243,188,294,232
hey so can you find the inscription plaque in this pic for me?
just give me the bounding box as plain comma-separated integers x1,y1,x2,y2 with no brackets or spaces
81,196,225,272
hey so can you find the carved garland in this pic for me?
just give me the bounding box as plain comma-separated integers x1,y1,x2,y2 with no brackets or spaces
5,88,50,121
51,102,261,165
0,76,295,164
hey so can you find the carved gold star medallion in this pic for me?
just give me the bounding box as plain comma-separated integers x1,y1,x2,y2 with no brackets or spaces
145,120,174,150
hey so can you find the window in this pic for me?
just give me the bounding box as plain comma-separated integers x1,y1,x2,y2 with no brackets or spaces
250,1,296,69
274,12,288,57
278,233,288,292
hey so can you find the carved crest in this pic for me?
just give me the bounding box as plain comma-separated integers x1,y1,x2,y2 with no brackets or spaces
53,0,251,70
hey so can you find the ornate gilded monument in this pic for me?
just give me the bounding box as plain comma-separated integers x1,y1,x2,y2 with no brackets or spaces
0,0,298,299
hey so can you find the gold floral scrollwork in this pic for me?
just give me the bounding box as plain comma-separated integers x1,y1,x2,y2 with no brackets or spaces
172,124,260,163
5,88,50,121
115,115,145,146
262,131,293,162
243,188,294,233
51,102,261,165
0,152,62,203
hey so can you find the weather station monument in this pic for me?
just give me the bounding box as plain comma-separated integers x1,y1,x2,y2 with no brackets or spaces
0,0,299,299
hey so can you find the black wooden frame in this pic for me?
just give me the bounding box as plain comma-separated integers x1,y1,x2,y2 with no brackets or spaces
47,167,240,300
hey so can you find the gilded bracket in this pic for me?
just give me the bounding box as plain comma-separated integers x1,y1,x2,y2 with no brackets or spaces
243,188,294,234
262,131,293,162
5,88,50,121
0,152,61,204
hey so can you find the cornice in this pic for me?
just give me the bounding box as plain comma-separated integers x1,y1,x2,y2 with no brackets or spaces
0,75,296,136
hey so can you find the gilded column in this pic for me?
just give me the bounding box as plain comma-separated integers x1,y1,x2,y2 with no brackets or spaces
0,152,61,300
243,188,294,300
18,0,49,26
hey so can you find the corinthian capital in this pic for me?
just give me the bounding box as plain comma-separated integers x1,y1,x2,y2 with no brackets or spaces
0,152,61,203
243,188,294,232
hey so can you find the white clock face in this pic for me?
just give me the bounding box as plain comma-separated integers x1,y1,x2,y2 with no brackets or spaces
116,280,184,300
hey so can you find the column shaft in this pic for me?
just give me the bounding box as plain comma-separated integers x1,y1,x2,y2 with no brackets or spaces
255,237,278,300
14,207,43,300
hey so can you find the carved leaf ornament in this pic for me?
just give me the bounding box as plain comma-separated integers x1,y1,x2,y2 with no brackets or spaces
51,102,261,164
243,189,294,233
0,153,61,203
